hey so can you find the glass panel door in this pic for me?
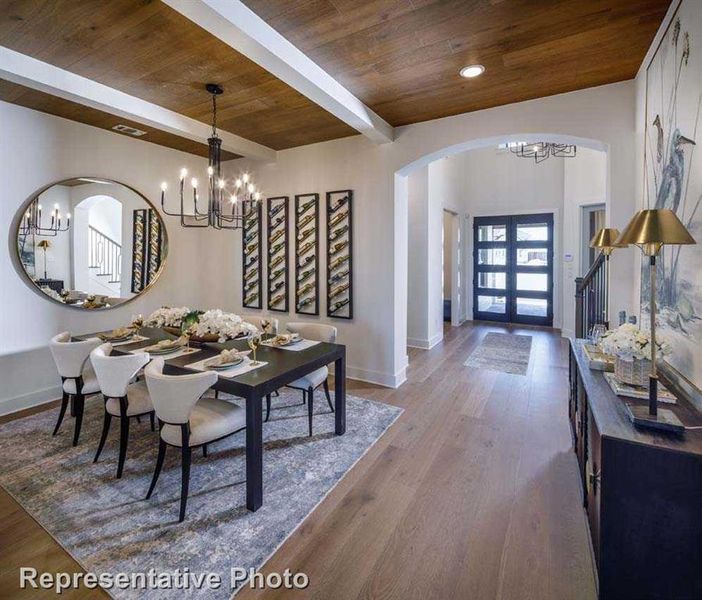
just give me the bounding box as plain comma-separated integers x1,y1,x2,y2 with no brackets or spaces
473,213,553,326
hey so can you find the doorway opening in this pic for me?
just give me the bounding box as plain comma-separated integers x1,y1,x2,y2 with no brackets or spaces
581,203,606,274
442,209,460,325
472,213,554,326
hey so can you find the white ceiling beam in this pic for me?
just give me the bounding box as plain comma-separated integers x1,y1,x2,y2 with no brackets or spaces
0,46,276,162
163,0,395,145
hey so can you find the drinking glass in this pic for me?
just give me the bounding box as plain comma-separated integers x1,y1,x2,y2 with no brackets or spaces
248,334,261,365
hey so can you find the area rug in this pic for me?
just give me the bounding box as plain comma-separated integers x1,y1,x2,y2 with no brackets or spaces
0,390,402,599
464,332,532,375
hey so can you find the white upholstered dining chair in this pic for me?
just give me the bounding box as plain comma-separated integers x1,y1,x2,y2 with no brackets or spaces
90,344,154,478
281,322,337,436
242,315,279,335
49,332,102,446
144,358,247,522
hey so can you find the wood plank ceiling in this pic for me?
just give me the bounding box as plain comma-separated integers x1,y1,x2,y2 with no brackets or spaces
0,0,671,156
241,0,671,125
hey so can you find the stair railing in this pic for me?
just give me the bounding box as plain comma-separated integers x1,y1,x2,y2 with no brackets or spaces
575,252,607,339
88,225,122,284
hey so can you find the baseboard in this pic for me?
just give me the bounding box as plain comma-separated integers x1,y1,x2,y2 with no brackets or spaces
561,328,575,340
0,385,62,417
347,362,407,389
406,331,443,350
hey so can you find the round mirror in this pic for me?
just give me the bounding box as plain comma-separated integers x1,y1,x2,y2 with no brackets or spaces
15,178,168,310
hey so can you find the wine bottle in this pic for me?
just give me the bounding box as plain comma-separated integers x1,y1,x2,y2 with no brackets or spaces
298,254,315,268
329,282,350,299
245,268,258,282
269,203,285,219
244,229,258,244
271,216,286,230
329,211,346,227
297,267,314,283
298,281,315,295
329,269,349,284
270,254,286,269
297,198,316,215
298,240,315,256
245,256,256,268
269,266,285,281
270,280,285,293
297,227,315,242
271,292,286,305
245,292,259,305
329,298,350,313
330,195,349,212
329,254,349,270
329,224,349,242
245,241,258,254
330,240,349,255
244,281,258,293
270,228,285,245
269,240,285,255
298,214,314,228
297,296,315,310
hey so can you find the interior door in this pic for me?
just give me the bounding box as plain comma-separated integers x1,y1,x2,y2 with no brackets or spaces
473,213,554,326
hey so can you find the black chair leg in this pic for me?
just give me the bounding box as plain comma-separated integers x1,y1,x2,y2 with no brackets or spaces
323,379,334,412
265,394,271,422
146,439,166,499
202,444,208,458
136,415,141,424
72,394,84,447
149,411,155,432
273,390,280,397
93,411,112,462
307,386,314,437
53,392,69,436
116,416,130,479
179,445,192,522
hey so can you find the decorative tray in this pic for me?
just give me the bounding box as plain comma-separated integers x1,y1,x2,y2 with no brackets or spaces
604,372,676,404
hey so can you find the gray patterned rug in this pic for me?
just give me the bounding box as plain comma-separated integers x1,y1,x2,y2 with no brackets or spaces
0,390,401,599
464,332,533,375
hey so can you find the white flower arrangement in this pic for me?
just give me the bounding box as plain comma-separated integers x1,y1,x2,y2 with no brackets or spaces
190,309,258,343
41,286,65,303
599,323,671,362
144,306,191,328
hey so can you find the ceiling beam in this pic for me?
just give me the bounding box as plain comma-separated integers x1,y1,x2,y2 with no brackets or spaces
163,0,395,145
0,45,276,162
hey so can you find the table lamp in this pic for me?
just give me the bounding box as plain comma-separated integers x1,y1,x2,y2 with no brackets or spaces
589,227,621,327
615,208,696,433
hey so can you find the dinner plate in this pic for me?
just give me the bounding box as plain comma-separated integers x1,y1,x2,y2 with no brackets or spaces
99,333,134,343
145,344,184,355
204,355,245,370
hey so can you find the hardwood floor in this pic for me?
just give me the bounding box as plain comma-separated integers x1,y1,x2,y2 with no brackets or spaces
0,322,596,599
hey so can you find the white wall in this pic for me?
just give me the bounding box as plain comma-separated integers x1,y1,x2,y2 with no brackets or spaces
407,168,432,348
1,78,640,413
0,100,211,414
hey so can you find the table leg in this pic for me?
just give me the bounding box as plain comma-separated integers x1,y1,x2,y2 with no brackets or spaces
245,389,263,511
334,352,346,435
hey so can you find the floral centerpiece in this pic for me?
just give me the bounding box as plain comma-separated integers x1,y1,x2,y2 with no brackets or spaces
191,309,258,343
599,323,671,387
144,306,257,343
144,306,192,329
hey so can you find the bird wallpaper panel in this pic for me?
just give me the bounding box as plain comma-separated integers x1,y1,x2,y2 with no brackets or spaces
644,0,702,391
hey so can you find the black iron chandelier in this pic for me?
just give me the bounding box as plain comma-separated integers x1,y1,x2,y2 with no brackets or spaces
160,84,259,230
19,198,70,237
508,141,577,163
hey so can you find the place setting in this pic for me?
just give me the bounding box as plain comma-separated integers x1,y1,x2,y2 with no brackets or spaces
261,332,321,352
185,347,267,378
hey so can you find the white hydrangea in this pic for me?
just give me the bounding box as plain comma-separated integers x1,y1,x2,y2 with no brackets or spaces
191,309,258,342
144,306,191,328
600,323,671,361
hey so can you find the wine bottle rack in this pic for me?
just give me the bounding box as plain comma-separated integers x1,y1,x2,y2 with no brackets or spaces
294,193,319,315
326,190,353,319
266,196,289,312
242,201,263,309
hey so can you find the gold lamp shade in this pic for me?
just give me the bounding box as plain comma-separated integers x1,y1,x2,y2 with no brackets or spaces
589,227,621,256
36,240,51,249
615,209,695,256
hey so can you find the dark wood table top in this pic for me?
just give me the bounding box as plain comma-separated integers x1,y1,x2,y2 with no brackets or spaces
79,327,345,397
571,339,702,457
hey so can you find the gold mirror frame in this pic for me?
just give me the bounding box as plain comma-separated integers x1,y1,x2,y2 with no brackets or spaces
12,177,169,311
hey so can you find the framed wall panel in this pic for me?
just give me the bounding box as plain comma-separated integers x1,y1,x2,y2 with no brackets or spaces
326,190,353,319
242,202,263,309
294,193,319,315
131,208,147,293
267,196,289,312
145,208,164,286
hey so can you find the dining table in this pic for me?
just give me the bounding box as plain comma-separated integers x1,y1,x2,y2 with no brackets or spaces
76,327,346,511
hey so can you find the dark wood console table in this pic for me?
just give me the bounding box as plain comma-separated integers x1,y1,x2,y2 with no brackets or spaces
569,339,702,600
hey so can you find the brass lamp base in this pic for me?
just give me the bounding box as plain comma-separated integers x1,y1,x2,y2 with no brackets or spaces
625,403,685,435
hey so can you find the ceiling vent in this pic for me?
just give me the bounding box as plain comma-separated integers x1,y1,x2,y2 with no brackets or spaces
112,124,147,137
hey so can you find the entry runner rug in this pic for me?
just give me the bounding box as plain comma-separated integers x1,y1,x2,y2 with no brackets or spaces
464,332,533,375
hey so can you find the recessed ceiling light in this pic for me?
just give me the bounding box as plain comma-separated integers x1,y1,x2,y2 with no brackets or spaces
460,64,485,79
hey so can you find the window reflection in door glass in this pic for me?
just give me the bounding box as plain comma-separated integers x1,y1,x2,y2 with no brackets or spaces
516,248,548,266
478,248,506,265
516,224,548,241
477,225,506,242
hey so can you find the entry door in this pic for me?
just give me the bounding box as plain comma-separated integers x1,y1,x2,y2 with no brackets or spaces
473,213,554,326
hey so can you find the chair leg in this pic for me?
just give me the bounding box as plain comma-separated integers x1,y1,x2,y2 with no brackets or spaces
136,415,141,424
323,379,334,412
116,416,130,479
53,392,69,436
265,394,271,422
179,444,192,522
146,439,167,499
202,444,208,458
72,394,84,447
307,386,314,437
149,411,155,432
214,390,219,399
273,390,280,397
93,411,112,463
